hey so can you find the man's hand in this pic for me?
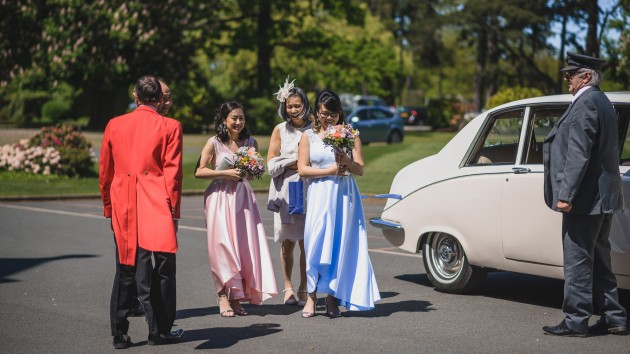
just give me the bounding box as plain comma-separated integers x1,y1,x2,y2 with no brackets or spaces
174,219,179,233
557,200,572,212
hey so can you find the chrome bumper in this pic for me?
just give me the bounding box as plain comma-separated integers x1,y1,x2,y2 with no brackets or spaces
369,217,404,231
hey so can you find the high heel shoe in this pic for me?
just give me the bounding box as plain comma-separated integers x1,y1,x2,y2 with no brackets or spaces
302,292,317,318
297,289,308,307
217,295,234,318
229,299,248,316
325,295,341,318
282,288,297,305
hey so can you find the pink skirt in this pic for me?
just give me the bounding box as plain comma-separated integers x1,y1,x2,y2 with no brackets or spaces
204,179,277,304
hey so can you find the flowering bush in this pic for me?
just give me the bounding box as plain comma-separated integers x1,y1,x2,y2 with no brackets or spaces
0,140,62,175
234,146,266,180
29,125,95,177
322,124,360,153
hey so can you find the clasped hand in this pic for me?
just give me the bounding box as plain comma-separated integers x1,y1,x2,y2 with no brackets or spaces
334,149,352,175
223,168,242,181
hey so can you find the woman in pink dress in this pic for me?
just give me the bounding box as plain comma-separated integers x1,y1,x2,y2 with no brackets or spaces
195,101,277,317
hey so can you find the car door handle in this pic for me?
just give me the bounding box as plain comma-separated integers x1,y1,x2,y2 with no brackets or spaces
512,167,531,174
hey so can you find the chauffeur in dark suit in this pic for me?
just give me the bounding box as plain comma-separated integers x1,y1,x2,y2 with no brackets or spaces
542,52,628,337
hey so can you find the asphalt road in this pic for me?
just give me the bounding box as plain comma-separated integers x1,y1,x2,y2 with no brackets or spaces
0,195,628,353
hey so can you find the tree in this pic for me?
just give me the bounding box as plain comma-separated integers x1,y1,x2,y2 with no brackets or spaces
455,0,554,111
1,0,222,130
204,1,399,133
218,0,368,97
606,0,630,89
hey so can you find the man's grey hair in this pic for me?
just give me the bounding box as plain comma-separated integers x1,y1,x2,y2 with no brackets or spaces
578,68,602,86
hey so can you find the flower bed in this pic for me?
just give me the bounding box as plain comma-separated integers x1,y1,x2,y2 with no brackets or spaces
0,125,95,177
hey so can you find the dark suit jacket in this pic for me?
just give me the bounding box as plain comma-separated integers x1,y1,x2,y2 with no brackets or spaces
543,86,623,215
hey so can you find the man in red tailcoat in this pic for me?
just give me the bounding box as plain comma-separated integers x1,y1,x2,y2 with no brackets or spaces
100,75,183,348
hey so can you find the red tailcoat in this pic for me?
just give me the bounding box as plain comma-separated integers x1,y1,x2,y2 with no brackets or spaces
99,106,183,266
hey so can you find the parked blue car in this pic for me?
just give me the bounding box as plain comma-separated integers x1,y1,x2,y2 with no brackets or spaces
346,106,404,144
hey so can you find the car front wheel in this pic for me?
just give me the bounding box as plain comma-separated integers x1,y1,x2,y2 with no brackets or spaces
422,232,486,294
387,130,403,144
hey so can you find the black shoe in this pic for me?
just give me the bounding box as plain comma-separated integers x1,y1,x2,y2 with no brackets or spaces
588,319,628,335
543,320,588,337
113,334,131,349
147,329,184,346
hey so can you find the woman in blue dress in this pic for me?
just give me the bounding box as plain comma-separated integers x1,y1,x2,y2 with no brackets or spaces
297,90,380,318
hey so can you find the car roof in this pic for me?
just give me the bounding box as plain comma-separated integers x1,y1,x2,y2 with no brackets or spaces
349,105,391,112
488,92,630,112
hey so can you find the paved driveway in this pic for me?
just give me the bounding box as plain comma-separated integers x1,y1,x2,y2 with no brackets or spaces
0,195,628,353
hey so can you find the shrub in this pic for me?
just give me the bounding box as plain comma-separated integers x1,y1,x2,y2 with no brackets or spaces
0,140,62,175
246,97,279,134
486,86,544,110
29,125,95,177
41,99,72,123
426,97,459,130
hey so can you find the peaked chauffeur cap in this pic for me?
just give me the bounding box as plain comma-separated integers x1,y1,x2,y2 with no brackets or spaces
561,52,607,72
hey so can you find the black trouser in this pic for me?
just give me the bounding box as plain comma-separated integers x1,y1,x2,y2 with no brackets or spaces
110,245,176,337
561,213,627,331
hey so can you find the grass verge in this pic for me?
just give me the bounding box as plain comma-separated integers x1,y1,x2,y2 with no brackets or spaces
0,131,455,197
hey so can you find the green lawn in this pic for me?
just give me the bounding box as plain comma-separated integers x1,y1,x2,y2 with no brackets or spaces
0,131,455,197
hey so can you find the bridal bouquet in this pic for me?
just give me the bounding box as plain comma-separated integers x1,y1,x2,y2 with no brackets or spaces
322,124,360,153
234,146,266,180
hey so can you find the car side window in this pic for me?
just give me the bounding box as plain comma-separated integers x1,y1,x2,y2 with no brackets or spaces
618,106,630,165
466,109,524,166
522,107,566,164
355,110,370,121
371,109,392,119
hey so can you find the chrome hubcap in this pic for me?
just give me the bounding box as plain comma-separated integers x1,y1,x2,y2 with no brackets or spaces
430,234,463,280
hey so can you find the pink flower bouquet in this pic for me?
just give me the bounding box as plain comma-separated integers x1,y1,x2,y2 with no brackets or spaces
234,146,266,180
322,124,360,153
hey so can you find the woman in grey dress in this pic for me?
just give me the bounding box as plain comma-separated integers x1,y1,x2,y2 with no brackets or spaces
267,79,312,306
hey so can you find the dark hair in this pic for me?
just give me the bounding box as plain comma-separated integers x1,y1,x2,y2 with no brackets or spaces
277,87,312,122
134,75,162,103
214,101,251,143
313,89,345,131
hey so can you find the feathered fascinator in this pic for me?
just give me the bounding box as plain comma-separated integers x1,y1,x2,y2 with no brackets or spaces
273,76,296,103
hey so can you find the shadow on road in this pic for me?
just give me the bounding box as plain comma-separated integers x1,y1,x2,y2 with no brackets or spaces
394,273,434,288
185,324,282,349
480,272,564,308
483,273,630,311
379,291,399,299
344,300,433,318
0,254,98,283
178,291,420,321
395,271,630,311
177,303,303,320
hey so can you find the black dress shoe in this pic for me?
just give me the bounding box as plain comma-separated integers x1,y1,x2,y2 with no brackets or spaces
113,334,131,349
588,319,628,335
147,329,184,346
543,320,588,337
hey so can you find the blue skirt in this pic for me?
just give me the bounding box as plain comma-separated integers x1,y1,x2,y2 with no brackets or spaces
304,175,380,311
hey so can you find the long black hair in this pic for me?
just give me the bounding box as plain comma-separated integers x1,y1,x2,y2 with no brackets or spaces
313,90,345,132
277,87,312,122
213,101,251,143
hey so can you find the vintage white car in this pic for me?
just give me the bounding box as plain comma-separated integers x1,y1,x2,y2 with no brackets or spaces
371,92,630,293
